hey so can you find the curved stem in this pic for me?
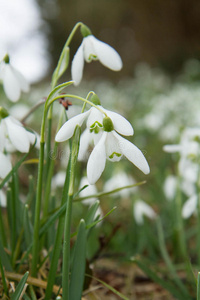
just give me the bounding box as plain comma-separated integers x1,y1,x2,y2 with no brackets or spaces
48,94,108,117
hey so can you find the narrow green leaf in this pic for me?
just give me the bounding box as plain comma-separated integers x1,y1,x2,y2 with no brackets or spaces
10,271,29,300
23,204,33,248
132,257,190,300
0,238,12,271
0,257,9,296
85,273,129,300
197,272,200,300
74,181,146,202
52,46,70,87
69,219,86,300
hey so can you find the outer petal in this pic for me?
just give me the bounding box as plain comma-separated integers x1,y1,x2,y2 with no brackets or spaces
163,144,182,153
5,117,30,152
12,66,30,92
104,108,134,136
91,35,123,71
55,111,89,142
87,132,107,184
0,152,12,178
134,200,156,225
182,195,197,219
78,129,91,161
3,65,21,102
71,41,85,86
114,132,150,174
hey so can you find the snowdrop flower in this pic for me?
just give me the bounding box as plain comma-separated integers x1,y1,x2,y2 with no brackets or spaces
79,176,98,205
133,200,156,225
71,25,122,85
103,171,137,198
0,190,6,207
0,107,36,153
0,151,12,179
182,194,197,219
0,54,29,102
163,175,177,201
56,102,149,184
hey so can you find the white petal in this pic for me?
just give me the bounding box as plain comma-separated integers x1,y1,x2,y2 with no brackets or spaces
5,117,30,152
114,132,150,174
83,36,97,62
163,144,182,153
90,35,123,71
104,108,134,136
3,65,21,102
182,195,197,219
105,132,122,162
0,190,6,207
0,121,6,152
87,107,103,129
12,66,30,92
71,42,85,86
0,152,12,178
87,132,107,184
134,200,156,225
55,111,89,142
78,129,91,161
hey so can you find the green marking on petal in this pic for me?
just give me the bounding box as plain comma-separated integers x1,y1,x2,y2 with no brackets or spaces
90,121,103,134
88,54,97,61
109,152,121,159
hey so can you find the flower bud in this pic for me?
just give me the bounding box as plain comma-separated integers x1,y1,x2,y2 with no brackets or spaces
81,24,92,37
90,93,101,105
3,54,10,64
103,117,114,132
0,106,9,120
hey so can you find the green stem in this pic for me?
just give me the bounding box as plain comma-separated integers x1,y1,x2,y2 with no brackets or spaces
31,141,45,277
62,126,81,300
48,94,107,117
44,153,72,299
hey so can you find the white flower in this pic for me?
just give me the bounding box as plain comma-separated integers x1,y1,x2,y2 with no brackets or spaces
55,106,133,143
163,175,177,201
79,177,98,205
71,35,123,85
133,200,156,225
0,61,30,102
0,151,12,179
182,194,197,219
0,115,36,153
104,171,137,198
87,131,150,184
0,190,6,207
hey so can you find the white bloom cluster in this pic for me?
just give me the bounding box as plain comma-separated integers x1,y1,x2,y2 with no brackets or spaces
133,200,156,225
164,127,200,218
0,108,37,179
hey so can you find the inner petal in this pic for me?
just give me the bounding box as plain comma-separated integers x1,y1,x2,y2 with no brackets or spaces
105,132,122,162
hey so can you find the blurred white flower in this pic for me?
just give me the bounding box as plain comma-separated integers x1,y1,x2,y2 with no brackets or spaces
79,176,98,205
163,175,177,201
133,200,156,225
0,190,6,207
71,34,122,85
51,171,66,190
0,60,29,102
0,151,12,179
104,171,137,198
182,194,197,219
0,115,36,153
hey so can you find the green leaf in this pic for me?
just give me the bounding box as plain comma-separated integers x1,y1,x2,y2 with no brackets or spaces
0,238,12,271
197,272,200,300
10,271,29,300
85,273,129,300
69,219,86,300
132,257,190,300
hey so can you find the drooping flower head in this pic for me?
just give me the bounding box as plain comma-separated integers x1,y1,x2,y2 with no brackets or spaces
55,95,150,184
71,24,123,86
0,54,30,102
133,200,157,225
